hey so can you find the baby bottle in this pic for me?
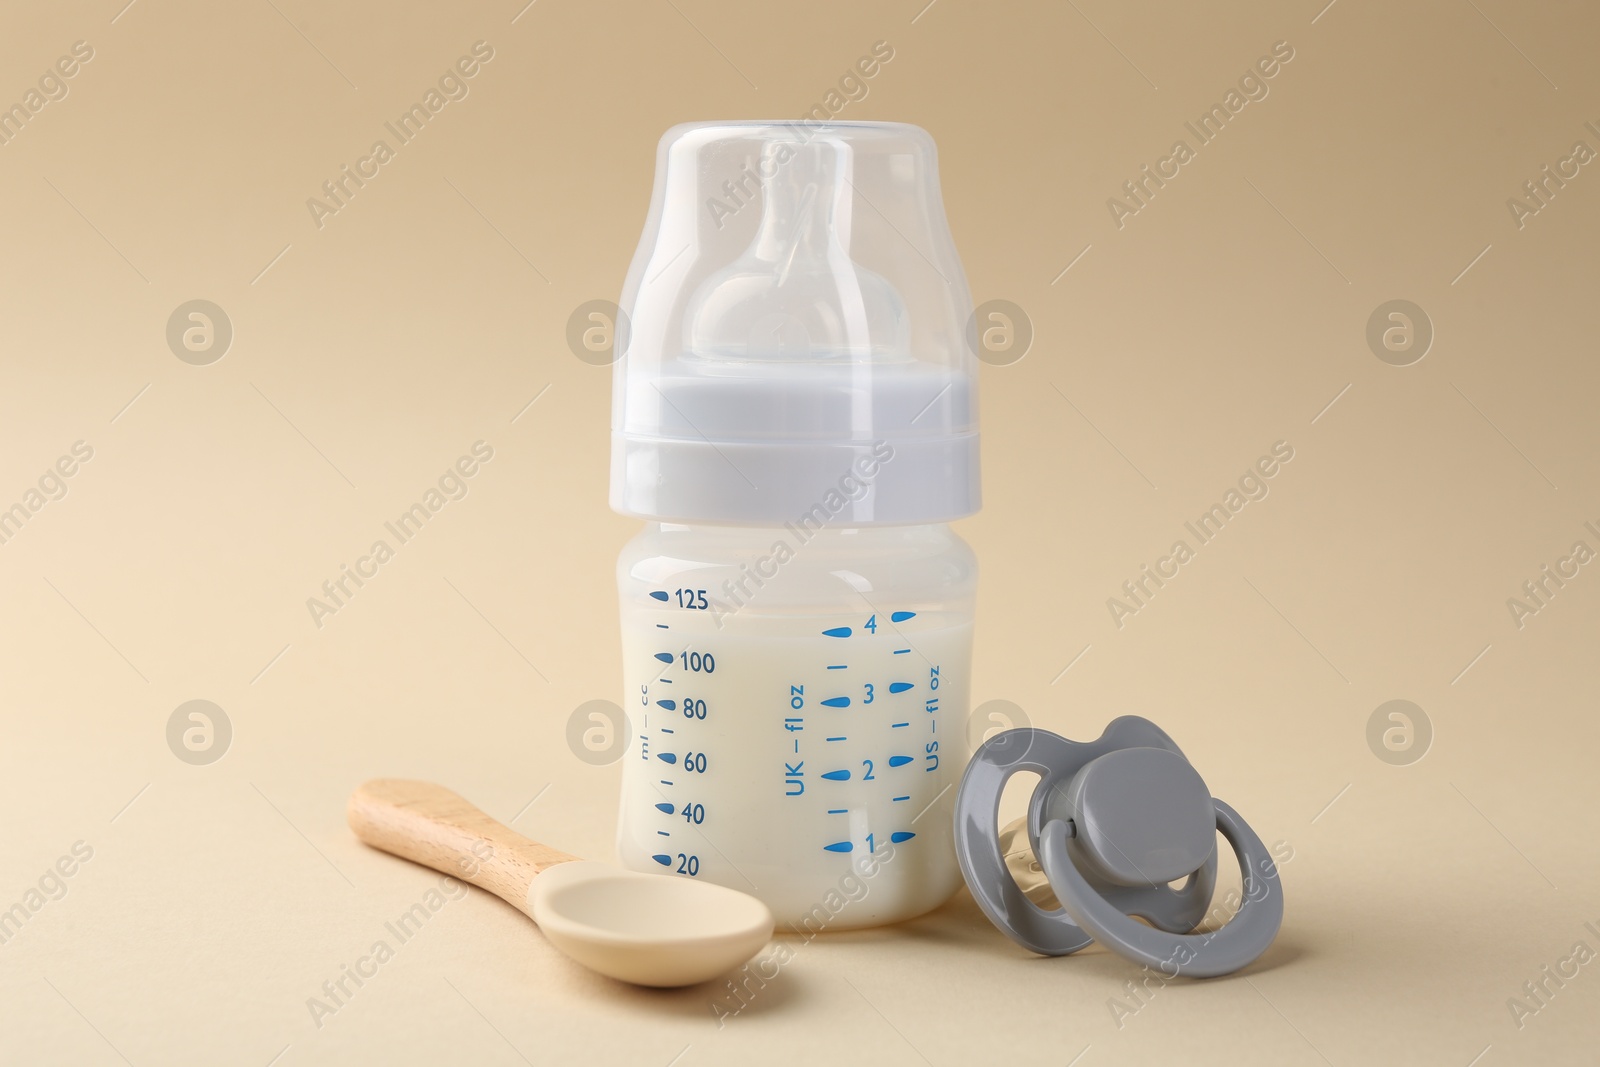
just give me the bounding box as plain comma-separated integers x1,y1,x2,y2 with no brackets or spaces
610,121,979,929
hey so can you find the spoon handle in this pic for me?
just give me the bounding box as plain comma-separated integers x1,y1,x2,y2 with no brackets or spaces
347,779,579,918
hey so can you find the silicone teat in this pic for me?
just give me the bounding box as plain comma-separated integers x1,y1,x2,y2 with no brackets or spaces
687,138,908,364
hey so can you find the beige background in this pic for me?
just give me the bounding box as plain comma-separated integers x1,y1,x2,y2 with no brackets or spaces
2,0,1597,1063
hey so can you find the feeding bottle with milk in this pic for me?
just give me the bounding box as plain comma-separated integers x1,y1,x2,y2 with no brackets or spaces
609,121,979,928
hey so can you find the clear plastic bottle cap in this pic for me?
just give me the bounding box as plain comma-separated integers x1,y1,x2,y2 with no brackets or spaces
610,121,980,526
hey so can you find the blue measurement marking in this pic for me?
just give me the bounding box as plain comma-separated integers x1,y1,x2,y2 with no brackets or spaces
891,611,916,622
650,591,669,602
892,795,910,802
821,696,850,708
825,736,847,742
821,769,851,781
823,841,854,853
891,831,916,843
659,678,672,684
661,727,674,734
654,652,674,663
888,755,913,767
658,830,671,836
893,648,910,655
658,753,677,764
891,722,909,728
888,682,914,694
826,664,847,670
658,699,677,710
827,808,848,814
659,780,673,786
655,803,675,814
656,624,669,629
822,626,852,638
652,854,672,865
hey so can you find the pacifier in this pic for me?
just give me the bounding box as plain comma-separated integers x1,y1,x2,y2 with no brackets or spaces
953,716,1283,977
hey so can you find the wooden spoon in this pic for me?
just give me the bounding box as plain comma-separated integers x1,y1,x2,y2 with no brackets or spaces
347,779,773,987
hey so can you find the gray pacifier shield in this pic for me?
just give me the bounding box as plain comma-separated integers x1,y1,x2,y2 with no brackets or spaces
953,717,1218,957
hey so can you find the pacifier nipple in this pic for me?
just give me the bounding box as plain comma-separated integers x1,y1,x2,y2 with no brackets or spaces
998,817,1057,908
955,716,1284,978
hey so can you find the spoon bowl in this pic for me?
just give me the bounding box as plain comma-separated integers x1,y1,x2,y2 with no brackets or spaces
347,779,774,988
529,860,773,986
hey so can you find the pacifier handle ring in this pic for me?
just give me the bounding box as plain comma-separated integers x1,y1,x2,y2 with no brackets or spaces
953,729,1096,957
1039,798,1284,979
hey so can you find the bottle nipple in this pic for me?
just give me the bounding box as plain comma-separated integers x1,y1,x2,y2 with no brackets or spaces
686,138,909,365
